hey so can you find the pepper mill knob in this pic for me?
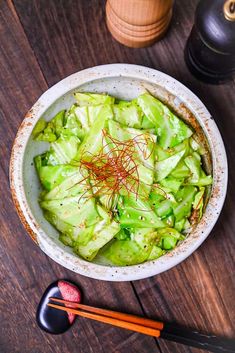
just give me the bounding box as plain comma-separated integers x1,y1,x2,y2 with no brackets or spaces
106,0,174,48
223,0,235,20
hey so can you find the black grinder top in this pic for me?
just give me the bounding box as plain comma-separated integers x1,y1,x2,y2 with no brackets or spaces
185,0,235,83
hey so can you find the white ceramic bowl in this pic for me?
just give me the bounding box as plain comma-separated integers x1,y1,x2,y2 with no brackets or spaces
10,64,227,281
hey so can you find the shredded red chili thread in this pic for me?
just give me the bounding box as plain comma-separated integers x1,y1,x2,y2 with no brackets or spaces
72,129,155,203
68,130,168,212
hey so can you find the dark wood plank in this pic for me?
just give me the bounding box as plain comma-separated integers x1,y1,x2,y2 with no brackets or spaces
0,2,160,353
12,0,157,85
1,0,234,352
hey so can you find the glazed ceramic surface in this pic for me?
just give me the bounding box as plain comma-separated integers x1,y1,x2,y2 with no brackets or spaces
10,64,227,281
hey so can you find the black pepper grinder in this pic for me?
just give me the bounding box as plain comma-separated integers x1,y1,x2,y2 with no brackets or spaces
185,0,235,83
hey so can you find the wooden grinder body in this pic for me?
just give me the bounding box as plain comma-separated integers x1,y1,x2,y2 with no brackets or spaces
106,0,174,48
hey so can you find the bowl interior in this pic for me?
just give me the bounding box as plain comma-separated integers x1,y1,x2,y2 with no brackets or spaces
23,75,212,266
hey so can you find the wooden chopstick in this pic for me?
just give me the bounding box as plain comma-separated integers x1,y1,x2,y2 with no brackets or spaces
48,298,235,353
49,297,164,330
47,302,161,337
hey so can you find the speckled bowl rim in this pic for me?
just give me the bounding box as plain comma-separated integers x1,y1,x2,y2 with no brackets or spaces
10,64,228,281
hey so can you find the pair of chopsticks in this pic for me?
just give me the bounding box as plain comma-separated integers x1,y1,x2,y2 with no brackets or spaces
48,298,235,353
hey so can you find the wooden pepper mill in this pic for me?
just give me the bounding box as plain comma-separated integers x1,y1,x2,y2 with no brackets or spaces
106,0,174,48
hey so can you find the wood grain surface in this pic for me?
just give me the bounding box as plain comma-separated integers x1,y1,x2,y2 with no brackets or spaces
0,1,234,353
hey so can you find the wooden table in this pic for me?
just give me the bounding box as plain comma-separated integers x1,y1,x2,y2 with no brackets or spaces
0,1,234,352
